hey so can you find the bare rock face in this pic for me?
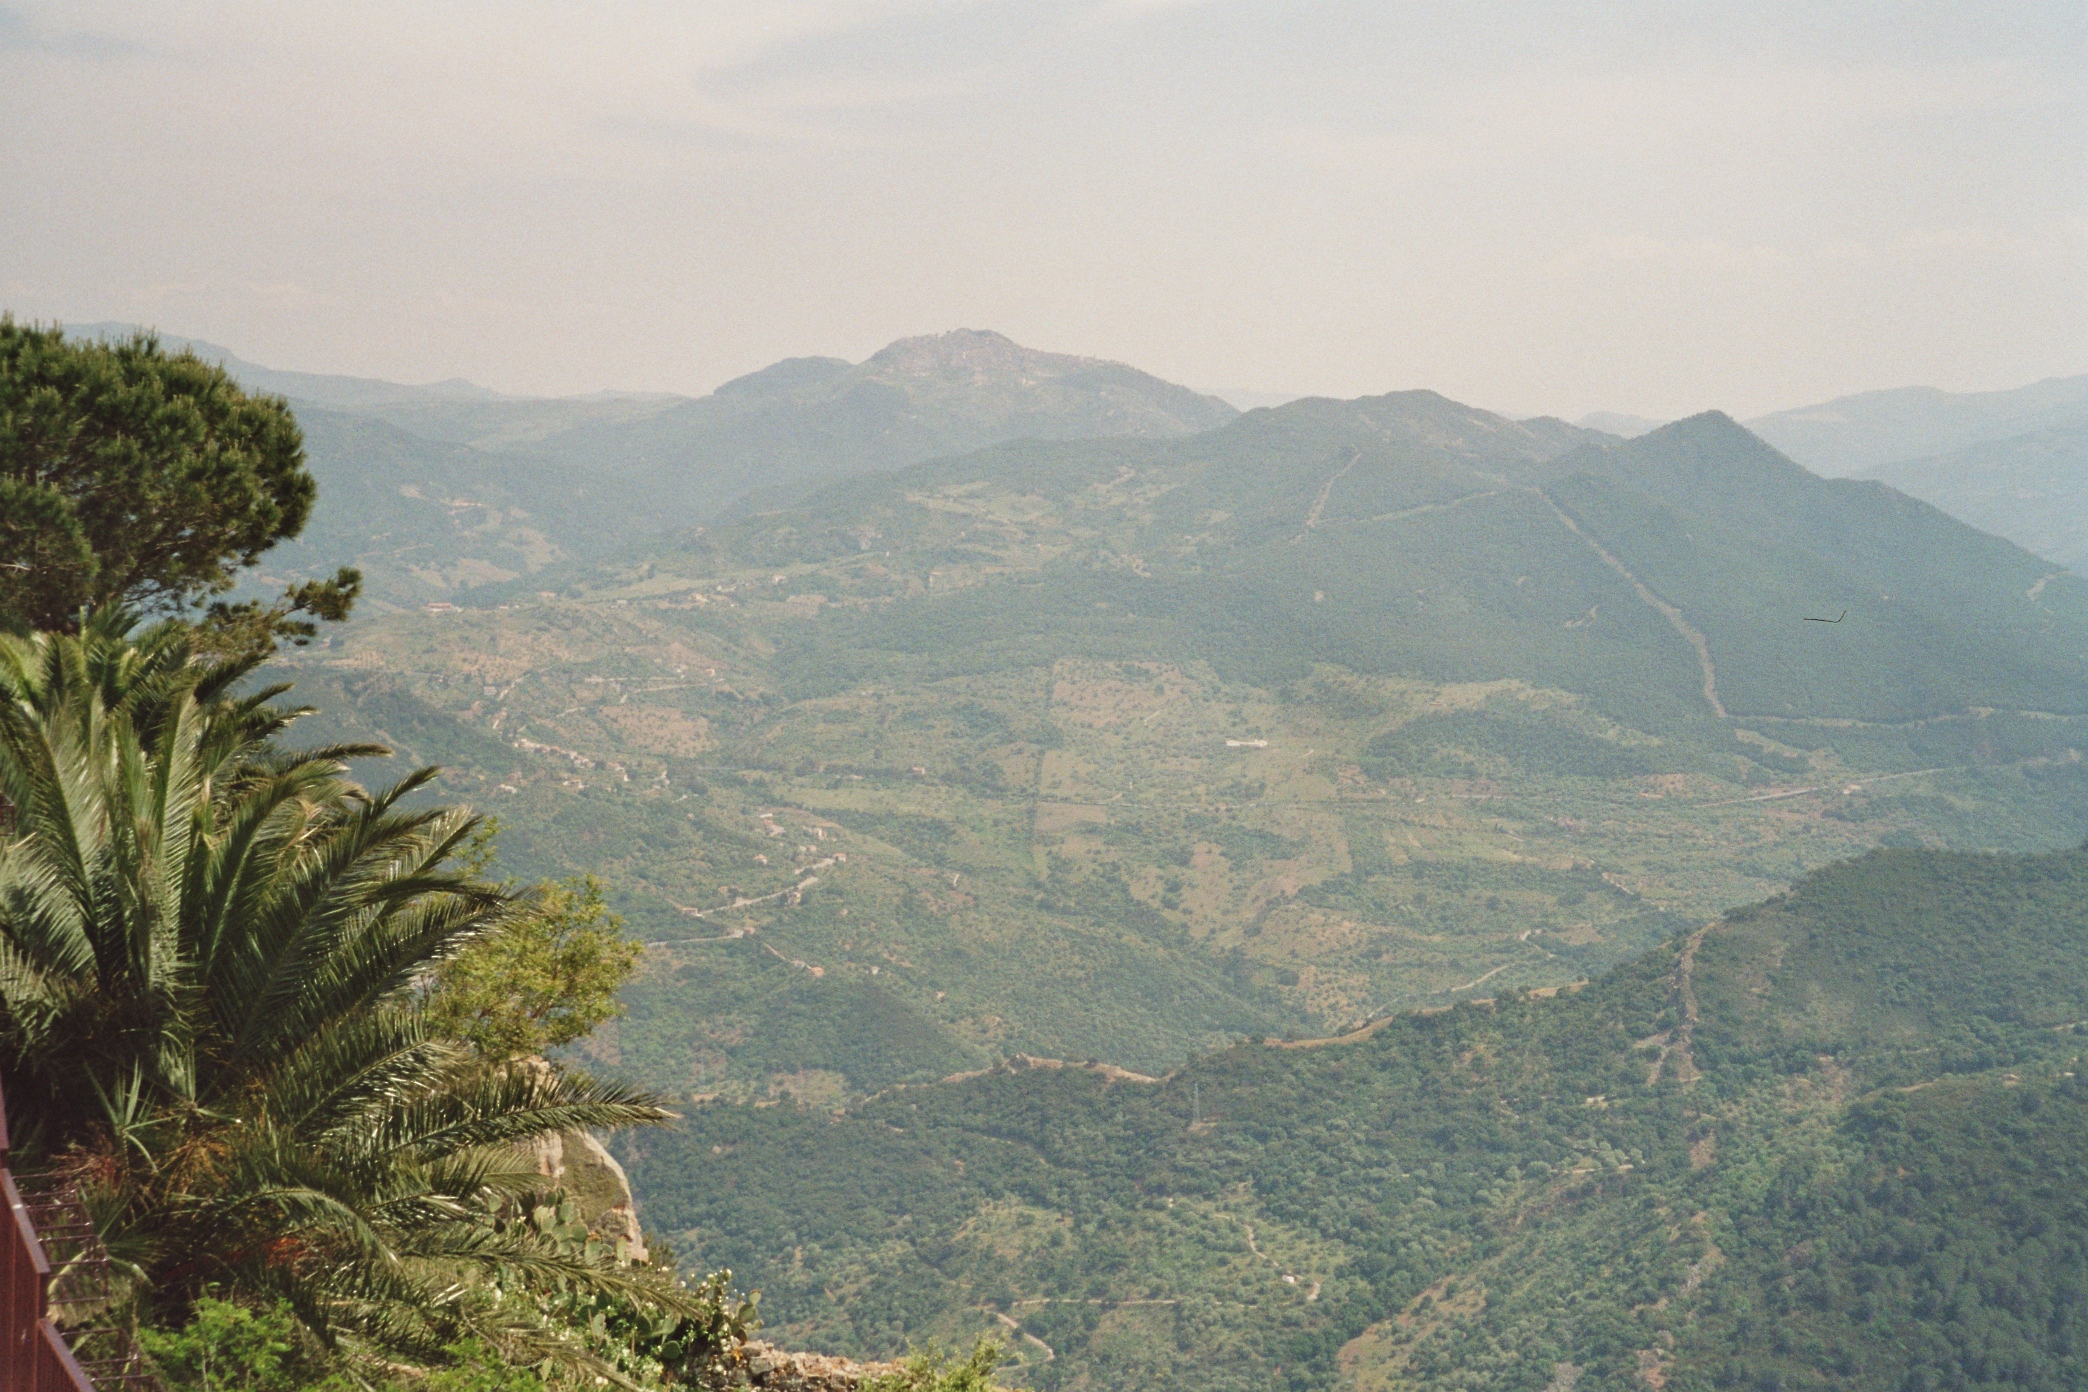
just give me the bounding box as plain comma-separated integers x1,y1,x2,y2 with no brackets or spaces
529,1126,647,1260
516,1059,647,1259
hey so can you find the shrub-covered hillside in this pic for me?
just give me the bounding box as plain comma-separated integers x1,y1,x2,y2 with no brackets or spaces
621,845,2088,1391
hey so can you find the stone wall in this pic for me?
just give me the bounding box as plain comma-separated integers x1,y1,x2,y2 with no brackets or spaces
736,1342,905,1389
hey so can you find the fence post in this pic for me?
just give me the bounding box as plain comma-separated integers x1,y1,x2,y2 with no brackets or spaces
4,1169,54,1387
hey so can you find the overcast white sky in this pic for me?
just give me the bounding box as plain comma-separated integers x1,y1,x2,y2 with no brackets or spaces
3,1,2083,418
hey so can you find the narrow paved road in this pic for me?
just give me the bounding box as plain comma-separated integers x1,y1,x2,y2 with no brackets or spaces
989,1312,1055,1362
1295,450,1362,541
676,863,831,919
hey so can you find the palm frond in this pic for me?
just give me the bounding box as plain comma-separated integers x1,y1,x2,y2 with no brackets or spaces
0,621,697,1369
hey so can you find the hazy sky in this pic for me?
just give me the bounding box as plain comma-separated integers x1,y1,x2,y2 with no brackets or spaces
3,2,2083,418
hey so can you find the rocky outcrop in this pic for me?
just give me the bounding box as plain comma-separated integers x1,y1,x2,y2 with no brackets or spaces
529,1126,647,1260
523,1127,914,1387
515,1056,647,1258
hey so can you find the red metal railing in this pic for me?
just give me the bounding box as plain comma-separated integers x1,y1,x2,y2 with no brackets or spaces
36,1320,97,1392
1,1081,97,1392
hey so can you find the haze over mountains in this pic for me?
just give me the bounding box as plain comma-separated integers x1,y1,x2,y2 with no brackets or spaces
69,323,2088,604
1744,373,2088,477
68,324,1240,606
55,322,2084,1072
707,390,2085,727
271,352,2088,1097
1593,375,2088,572
1855,423,2088,575
1741,375,2088,573
52,316,2088,1072
66,319,2082,1387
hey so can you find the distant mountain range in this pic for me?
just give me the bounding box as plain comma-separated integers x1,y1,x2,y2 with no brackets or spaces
68,324,1237,606
613,388,2084,727
1573,410,1664,438
63,322,2088,602
274,376,2088,1104
1855,422,2088,574
62,322,521,410
1744,373,2088,477
1742,376,2088,572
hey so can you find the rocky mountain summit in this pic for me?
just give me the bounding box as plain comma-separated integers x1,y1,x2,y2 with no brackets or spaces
847,328,1236,437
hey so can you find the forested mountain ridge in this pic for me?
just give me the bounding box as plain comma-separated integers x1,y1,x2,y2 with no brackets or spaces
633,398,2087,725
620,843,2088,1391
505,328,1238,526
1551,375,2088,576
1525,413,2087,719
277,387,2088,1109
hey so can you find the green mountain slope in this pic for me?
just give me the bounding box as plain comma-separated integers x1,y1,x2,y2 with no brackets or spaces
1744,374,2088,477
670,400,2088,724
618,844,2088,1391
247,405,627,605
1857,422,2088,573
1531,416,2088,720
272,388,2088,1103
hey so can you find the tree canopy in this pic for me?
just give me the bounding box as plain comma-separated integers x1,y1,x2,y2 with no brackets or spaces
0,319,318,628
427,856,646,1062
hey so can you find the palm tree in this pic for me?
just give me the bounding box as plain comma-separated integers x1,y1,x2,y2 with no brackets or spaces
0,615,700,1370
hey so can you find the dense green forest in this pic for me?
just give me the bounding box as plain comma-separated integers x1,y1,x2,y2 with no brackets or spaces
620,845,2088,1391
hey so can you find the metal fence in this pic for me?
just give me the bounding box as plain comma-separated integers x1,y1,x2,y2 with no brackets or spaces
1,1083,104,1392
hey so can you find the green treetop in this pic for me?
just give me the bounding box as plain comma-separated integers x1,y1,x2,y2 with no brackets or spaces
427,843,647,1063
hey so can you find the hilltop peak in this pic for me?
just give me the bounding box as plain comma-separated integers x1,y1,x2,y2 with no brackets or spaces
1646,408,1744,436
713,355,852,400
814,329,1236,439
861,328,1121,383
1630,409,1805,470
1536,407,1810,493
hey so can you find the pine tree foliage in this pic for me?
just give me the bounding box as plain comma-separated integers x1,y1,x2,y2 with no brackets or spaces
0,320,316,628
